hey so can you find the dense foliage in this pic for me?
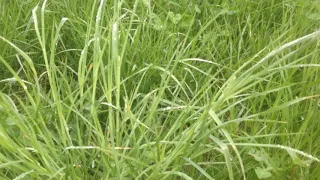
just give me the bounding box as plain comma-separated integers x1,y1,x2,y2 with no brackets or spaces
0,0,320,179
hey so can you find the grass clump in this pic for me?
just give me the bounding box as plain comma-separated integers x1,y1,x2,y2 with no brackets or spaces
0,0,320,179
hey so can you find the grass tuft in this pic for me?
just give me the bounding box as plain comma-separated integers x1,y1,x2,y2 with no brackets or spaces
0,0,320,179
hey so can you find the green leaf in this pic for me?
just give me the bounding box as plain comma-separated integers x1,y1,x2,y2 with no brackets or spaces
270,156,281,168
255,167,272,179
306,13,320,21
201,32,216,43
6,117,16,126
184,158,215,180
194,5,201,13
248,149,269,162
141,0,150,7
144,151,154,159
287,148,313,167
222,9,238,15
7,126,20,137
150,13,165,31
181,16,193,28
168,12,182,24
217,29,230,37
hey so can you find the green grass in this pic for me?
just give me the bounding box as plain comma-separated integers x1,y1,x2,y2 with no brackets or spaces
1,0,320,179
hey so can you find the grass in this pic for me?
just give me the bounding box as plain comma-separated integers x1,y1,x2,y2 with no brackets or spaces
0,0,320,179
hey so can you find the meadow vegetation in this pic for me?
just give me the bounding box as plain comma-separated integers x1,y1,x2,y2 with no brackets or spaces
0,0,320,179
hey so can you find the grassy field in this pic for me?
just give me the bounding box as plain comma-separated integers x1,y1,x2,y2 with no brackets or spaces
1,0,320,179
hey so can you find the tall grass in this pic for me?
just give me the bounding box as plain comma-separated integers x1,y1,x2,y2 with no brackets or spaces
0,0,320,179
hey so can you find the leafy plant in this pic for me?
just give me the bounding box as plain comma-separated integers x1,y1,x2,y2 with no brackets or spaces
0,0,319,179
